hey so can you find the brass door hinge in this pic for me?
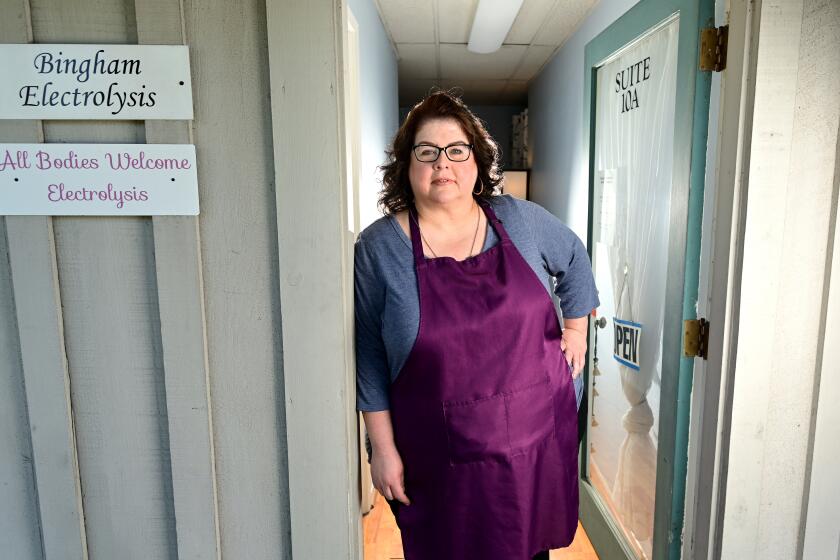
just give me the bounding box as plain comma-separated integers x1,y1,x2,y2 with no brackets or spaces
699,25,728,72
684,318,710,359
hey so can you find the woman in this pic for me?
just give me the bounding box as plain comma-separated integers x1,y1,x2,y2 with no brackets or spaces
355,91,599,560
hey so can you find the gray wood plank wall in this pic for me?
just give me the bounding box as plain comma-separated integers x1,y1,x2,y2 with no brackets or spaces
266,0,361,556
0,0,291,558
183,0,292,556
0,220,44,559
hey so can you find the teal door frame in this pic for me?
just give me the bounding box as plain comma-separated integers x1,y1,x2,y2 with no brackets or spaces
581,0,714,558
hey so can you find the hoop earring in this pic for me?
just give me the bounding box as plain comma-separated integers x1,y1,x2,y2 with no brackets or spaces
473,180,485,196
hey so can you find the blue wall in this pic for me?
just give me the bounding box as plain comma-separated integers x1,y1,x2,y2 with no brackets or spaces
528,0,640,239
348,0,399,229
471,105,526,170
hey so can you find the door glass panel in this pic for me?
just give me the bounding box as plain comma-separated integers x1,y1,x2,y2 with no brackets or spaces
588,16,680,559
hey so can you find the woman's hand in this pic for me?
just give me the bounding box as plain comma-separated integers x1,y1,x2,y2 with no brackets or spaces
362,410,411,506
561,316,588,379
370,446,411,506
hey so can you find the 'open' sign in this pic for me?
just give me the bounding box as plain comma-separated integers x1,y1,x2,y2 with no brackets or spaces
613,318,642,371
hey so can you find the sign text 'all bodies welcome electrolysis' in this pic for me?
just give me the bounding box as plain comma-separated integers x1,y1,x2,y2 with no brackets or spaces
0,44,193,120
0,145,198,215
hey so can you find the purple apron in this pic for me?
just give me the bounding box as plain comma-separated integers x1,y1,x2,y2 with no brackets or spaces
389,200,579,559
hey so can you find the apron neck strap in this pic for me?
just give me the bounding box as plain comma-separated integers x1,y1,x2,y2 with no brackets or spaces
477,199,511,243
408,198,511,266
408,205,427,267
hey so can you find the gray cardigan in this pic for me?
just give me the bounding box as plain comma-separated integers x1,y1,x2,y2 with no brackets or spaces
354,194,600,411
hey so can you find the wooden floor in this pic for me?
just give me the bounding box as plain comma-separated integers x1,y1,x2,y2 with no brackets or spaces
363,492,599,560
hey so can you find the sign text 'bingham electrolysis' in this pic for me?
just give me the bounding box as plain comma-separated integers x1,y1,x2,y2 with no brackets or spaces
0,44,193,120
0,144,199,215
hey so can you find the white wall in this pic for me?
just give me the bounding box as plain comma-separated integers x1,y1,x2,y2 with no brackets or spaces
527,0,640,239
720,0,840,557
348,0,399,230
802,167,840,559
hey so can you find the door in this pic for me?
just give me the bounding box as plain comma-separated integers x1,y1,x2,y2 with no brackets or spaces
580,0,713,558
344,6,378,517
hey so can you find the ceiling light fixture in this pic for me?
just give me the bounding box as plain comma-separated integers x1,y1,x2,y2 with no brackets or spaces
467,0,525,54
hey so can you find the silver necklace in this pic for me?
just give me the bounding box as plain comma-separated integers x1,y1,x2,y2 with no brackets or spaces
418,203,481,259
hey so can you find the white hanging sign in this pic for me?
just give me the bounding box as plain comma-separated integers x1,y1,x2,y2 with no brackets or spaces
0,144,199,215
597,168,617,245
0,44,193,120
613,318,642,370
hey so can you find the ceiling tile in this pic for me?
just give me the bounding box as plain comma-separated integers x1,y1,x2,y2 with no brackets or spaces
507,0,557,44
439,44,527,80
532,0,597,46
397,44,438,79
377,0,436,43
511,45,555,80
438,0,478,43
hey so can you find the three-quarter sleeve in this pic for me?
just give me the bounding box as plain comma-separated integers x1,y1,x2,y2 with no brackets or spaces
525,201,600,319
354,233,391,411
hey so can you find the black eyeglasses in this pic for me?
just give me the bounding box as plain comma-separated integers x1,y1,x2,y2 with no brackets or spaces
412,143,474,163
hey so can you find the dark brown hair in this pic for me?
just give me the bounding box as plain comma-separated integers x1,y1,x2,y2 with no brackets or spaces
378,90,502,214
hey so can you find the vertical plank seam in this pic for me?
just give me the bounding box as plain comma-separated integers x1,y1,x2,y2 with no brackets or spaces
134,0,222,557
8,0,89,558
0,217,48,560
10,5,50,557
266,0,360,555
42,216,89,560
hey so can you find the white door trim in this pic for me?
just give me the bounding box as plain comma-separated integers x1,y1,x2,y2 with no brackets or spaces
681,0,761,557
265,0,362,557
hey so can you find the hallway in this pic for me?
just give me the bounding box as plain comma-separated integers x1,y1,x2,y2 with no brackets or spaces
0,0,837,558
363,492,600,559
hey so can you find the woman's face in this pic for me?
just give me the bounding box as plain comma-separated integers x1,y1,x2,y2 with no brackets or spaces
408,117,478,207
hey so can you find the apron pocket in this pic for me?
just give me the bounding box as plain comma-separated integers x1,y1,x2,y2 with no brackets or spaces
507,376,555,457
443,392,508,464
443,375,555,464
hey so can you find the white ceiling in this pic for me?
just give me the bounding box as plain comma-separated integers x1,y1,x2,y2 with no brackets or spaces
373,0,599,106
